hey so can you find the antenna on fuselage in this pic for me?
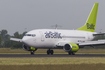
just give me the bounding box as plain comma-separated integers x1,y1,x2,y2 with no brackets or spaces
51,24,62,29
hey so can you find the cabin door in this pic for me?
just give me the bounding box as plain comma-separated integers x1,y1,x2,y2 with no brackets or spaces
39,31,44,41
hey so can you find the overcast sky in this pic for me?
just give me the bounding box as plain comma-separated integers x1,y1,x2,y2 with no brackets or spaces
0,0,105,35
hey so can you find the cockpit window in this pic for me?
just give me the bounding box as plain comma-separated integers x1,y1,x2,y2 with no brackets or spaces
25,34,36,37
32,34,36,37
27,34,31,36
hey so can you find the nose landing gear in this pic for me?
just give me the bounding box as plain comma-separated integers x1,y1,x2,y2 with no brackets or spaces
30,48,37,55
31,51,35,55
47,49,54,55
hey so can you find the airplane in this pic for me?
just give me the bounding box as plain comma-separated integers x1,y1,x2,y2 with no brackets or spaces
10,3,105,55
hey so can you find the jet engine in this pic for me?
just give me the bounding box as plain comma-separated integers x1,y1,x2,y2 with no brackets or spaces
22,44,37,51
63,43,79,52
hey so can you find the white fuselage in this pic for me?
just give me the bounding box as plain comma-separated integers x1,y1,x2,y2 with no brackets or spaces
22,29,96,48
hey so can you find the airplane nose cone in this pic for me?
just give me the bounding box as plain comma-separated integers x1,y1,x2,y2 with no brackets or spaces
22,36,35,47
22,36,34,47
22,37,29,45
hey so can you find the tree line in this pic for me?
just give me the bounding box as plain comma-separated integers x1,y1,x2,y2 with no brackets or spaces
0,29,105,49
0,29,27,49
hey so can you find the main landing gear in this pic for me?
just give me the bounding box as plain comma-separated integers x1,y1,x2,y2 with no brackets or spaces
47,49,54,55
68,52,75,55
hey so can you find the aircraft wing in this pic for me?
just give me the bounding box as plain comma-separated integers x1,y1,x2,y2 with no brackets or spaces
10,38,22,42
78,40,105,46
57,40,105,47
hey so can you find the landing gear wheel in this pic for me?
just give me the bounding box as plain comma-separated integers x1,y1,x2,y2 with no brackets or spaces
72,52,75,55
47,50,50,55
47,49,54,55
31,51,35,55
68,52,75,55
68,52,71,55
51,50,54,55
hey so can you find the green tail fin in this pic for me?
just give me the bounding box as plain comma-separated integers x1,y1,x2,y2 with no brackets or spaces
77,3,99,32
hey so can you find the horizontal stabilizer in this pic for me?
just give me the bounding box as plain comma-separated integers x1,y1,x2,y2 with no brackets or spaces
10,38,22,42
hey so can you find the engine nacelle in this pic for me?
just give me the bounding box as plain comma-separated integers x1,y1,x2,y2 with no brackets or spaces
22,44,37,51
63,43,79,52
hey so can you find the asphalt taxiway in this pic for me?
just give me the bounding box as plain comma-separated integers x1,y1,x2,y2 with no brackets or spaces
0,54,105,57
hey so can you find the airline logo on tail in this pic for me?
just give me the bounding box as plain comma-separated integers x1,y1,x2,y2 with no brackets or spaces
77,3,98,32
87,23,95,29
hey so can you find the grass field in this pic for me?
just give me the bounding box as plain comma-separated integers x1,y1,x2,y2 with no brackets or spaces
0,57,105,70
0,64,105,70
0,57,105,65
